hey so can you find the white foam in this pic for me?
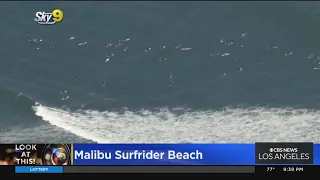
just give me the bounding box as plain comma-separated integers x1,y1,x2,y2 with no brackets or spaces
0,124,87,143
32,104,320,143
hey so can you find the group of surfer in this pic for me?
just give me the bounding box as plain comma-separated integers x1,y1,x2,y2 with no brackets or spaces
60,90,69,101
23,31,320,102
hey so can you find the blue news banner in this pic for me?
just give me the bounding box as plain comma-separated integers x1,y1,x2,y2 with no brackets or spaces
73,144,254,165
15,143,320,173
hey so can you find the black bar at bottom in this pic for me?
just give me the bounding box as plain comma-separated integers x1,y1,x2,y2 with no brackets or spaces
255,165,319,174
65,166,254,173
2,165,320,175
0,166,14,175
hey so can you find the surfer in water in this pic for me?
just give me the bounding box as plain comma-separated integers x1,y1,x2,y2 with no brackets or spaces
169,73,174,87
169,73,174,79
175,44,191,51
239,33,247,38
180,47,192,51
32,38,43,43
78,42,87,46
61,96,69,101
221,72,227,78
221,53,230,57
26,34,32,41
120,38,130,42
285,52,293,56
16,93,23,98
115,42,122,47
268,46,278,49
101,80,106,87
60,90,68,94
159,57,167,62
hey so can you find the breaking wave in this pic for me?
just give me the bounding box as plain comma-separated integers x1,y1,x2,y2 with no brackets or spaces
32,103,320,143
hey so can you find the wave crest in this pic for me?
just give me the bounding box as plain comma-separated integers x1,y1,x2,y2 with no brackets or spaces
32,104,320,143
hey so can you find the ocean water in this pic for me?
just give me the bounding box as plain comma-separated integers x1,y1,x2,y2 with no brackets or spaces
1,1,320,143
